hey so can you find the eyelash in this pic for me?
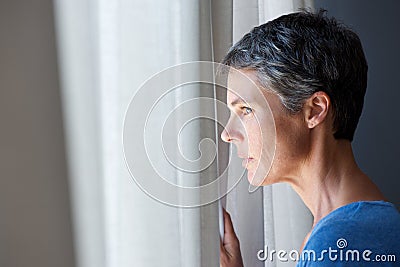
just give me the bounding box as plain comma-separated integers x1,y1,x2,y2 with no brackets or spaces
241,106,253,115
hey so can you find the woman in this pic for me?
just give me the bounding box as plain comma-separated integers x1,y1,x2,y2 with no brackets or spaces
219,11,400,266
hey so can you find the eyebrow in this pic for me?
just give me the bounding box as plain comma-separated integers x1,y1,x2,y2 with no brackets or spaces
229,98,250,107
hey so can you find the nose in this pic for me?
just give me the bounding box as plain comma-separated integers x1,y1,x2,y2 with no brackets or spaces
221,127,232,143
221,117,243,143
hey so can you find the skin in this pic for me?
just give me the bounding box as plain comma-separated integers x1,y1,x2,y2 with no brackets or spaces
219,69,385,267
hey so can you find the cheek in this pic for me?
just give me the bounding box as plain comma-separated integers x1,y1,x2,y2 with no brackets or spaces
244,121,263,154
275,115,308,163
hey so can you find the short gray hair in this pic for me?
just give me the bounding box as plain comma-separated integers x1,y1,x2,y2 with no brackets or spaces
222,10,368,141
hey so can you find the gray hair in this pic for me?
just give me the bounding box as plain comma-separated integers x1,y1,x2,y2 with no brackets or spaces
222,10,368,141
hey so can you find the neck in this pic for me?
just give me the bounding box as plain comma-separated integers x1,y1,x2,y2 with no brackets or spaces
290,136,385,227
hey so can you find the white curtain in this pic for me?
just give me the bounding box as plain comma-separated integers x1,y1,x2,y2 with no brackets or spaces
54,1,313,267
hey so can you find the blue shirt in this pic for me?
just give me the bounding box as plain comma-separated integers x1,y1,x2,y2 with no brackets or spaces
297,201,400,266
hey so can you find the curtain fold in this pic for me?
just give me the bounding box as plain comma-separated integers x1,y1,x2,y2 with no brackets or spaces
55,1,226,267
53,1,106,267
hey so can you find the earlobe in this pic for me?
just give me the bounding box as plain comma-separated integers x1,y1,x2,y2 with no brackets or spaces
305,91,330,129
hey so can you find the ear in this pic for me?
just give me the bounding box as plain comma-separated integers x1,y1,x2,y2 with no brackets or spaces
303,91,330,129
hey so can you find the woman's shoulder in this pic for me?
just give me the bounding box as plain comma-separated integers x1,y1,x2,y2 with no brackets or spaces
298,201,400,266
298,201,399,266
319,200,399,228
309,200,400,242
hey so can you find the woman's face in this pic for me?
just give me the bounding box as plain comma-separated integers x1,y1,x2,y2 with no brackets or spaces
221,69,309,186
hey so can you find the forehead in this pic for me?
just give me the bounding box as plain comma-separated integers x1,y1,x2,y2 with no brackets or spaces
226,68,266,105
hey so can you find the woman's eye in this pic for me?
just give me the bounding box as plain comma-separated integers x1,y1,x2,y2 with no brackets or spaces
242,107,253,115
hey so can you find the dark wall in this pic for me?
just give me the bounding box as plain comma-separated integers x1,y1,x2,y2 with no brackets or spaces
0,0,76,266
314,0,400,207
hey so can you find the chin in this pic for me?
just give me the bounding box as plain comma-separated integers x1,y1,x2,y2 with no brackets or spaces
246,171,258,185
247,169,281,187
247,169,268,186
